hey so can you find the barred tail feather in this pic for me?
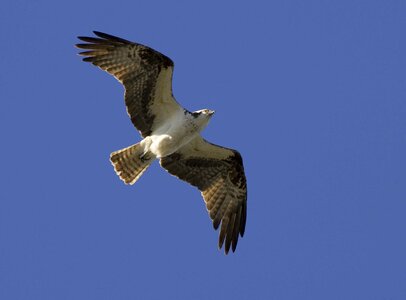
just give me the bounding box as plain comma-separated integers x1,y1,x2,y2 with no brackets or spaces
110,143,154,185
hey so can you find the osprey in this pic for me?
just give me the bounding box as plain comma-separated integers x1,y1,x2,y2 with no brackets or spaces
76,31,247,254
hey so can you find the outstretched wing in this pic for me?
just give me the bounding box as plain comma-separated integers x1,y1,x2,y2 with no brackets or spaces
160,136,247,254
76,31,183,137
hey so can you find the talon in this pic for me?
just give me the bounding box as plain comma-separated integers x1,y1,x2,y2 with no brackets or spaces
140,152,150,162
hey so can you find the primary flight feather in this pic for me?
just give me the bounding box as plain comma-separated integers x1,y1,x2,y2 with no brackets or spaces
76,31,247,254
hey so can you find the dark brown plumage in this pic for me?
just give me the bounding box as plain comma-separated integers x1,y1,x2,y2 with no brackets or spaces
161,137,247,254
77,31,175,137
76,32,247,254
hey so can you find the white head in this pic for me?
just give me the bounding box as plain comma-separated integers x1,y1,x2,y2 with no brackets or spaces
191,109,215,117
190,109,215,130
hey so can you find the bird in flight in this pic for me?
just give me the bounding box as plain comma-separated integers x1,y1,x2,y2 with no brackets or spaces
76,31,247,254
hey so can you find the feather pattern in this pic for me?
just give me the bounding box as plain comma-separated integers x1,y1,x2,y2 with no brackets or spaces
76,31,181,137
77,32,248,254
160,136,247,254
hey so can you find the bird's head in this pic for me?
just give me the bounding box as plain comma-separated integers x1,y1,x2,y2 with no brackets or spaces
191,109,215,118
191,109,215,130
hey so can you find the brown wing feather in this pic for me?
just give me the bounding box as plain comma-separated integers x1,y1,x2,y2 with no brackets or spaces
76,31,181,137
160,136,247,254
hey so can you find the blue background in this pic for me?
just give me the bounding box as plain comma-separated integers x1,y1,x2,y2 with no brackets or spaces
1,0,405,299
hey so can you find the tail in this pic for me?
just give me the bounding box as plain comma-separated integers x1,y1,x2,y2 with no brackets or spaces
110,142,155,185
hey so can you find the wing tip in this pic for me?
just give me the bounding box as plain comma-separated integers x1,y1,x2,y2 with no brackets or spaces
93,30,131,44
213,219,221,230
216,205,246,254
240,202,247,237
76,35,87,41
76,35,101,44
82,56,94,62
218,236,236,255
76,31,131,47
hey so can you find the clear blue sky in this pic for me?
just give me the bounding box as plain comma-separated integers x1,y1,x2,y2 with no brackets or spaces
1,0,405,299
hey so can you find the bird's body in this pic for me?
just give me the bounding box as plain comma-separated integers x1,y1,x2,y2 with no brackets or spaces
142,109,213,158
76,31,247,254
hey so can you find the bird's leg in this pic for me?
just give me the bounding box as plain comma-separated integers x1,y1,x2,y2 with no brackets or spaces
139,150,151,162
139,137,152,162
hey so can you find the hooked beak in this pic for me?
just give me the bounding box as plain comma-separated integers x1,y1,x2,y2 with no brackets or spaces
208,110,215,116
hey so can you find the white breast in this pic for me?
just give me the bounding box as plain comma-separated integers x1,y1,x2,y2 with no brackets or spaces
146,110,199,157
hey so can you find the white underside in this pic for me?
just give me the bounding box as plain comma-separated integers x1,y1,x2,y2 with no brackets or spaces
134,67,211,158
141,109,206,158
